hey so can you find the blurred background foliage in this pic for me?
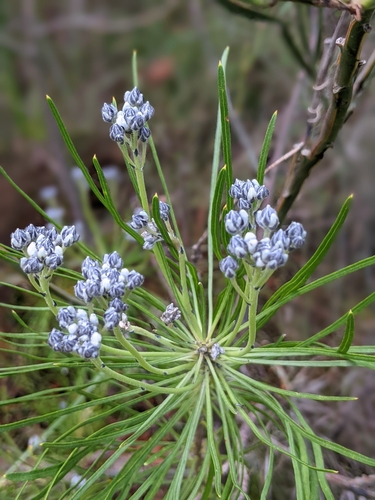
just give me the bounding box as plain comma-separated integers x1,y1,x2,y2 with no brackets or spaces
1,0,375,487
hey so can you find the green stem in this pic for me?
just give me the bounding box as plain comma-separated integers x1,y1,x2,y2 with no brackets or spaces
206,358,237,414
222,270,253,346
113,326,177,375
39,273,58,315
134,166,149,214
132,325,190,351
177,247,202,339
206,286,231,342
91,357,198,394
228,283,259,356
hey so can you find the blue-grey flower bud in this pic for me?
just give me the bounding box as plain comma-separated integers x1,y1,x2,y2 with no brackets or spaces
138,126,151,142
243,179,260,203
85,279,104,300
256,205,279,231
81,343,100,359
219,256,239,279
285,222,306,249
238,198,252,210
159,201,170,221
77,320,94,337
101,103,117,123
11,228,29,250
46,227,60,245
48,328,64,350
81,257,100,280
104,307,120,330
74,280,89,302
160,303,181,324
20,256,44,274
36,236,55,260
227,235,248,259
140,101,154,121
271,229,290,251
229,179,244,199
256,185,270,201
123,106,137,126
142,231,162,250
36,226,47,236
252,238,272,268
109,298,128,312
103,251,123,270
107,280,125,298
109,124,125,144
60,335,78,352
210,343,225,360
24,224,39,240
266,248,288,270
61,225,80,247
244,232,258,254
130,210,149,229
45,252,63,270
125,87,144,107
130,112,145,131
224,209,249,235
57,306,77,328
126,270,144,290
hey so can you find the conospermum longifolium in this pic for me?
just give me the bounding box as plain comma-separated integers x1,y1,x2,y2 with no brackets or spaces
102,86,154,145
220,178,306,280
10,224,145,360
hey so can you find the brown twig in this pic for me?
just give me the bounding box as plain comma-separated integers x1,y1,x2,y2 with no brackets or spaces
276,10,374,222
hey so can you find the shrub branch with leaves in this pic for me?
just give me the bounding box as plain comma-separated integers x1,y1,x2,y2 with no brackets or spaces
1,49,375,499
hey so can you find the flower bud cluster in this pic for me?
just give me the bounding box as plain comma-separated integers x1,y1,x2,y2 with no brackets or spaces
74,251,143,330
210,343,225,361
11,224,80,275
219,179,306,278
102,87,154,145
130,202,170,250
48,307,101,359
161,303,181,325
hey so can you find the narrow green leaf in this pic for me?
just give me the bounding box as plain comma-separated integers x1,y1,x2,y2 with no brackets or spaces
208,46,229,332
205,376,222,497
132,50,139,88
92,155,142,244
168,383,206,499
201,462,216,500
257,253,375,331
300,291,375,347
338,310,354,354
5,465,60,481
260,449,274,500
218,63,233,211
264,195,352,311
211,165,227,260
285,422,305,499
290,402,335,500
257,111,277,184
46,96,105,205
185,450,211,500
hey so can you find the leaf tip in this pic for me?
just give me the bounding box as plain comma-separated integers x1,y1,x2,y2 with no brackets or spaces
46,95,51,100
